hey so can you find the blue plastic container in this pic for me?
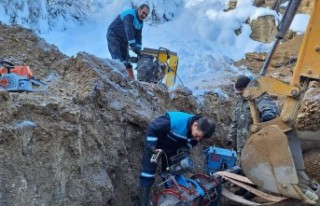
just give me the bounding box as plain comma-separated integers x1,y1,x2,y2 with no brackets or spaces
203,146,237,175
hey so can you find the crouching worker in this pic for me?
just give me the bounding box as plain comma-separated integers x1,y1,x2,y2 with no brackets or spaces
139,111,216,206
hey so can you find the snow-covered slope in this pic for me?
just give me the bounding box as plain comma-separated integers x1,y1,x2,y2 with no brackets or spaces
0,0,93,33
0,0,309,94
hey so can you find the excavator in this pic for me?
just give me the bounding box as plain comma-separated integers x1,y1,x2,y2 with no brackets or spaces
240,0,320,204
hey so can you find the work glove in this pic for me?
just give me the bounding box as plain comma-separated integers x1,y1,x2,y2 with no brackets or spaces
130,43,141,56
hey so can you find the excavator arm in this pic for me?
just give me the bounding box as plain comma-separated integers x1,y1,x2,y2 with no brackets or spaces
241,0,320,204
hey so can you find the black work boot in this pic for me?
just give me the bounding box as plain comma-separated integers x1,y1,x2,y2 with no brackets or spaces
140,186,151,206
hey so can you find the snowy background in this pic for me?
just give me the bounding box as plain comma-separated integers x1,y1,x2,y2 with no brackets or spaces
0,0,309,95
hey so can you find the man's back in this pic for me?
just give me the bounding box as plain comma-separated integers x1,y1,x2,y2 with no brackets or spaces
107,9,143,43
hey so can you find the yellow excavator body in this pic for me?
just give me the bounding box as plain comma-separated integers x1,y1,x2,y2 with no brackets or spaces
241,0,320,204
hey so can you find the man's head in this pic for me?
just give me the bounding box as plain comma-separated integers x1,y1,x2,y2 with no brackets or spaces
191,117,215,141
137,4,150,21
234,75,251,95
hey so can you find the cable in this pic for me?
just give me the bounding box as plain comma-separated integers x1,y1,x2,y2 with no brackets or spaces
175,73,185,87
162,150,169,170
175,72,205,107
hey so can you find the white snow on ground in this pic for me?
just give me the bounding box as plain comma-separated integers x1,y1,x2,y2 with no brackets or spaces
0,0,309,94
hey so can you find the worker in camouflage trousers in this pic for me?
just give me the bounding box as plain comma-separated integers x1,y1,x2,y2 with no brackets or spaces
226,75,279,155
107,4,149,80
139,111,216,206
226,75,279,200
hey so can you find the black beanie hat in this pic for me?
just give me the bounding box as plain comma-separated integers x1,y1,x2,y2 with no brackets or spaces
198,118,215,139
235,75,251,89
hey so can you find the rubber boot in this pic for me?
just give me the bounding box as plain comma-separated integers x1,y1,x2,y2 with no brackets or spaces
127,67,134,80
140,186,151,206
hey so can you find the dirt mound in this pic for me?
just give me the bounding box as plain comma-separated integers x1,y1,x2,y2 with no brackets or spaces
0,23,170,205
304,149,320,183
234,35,304,82
296,81,320,131
0,23,232,205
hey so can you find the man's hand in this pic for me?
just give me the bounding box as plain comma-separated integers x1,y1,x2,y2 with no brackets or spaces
130,44,141,56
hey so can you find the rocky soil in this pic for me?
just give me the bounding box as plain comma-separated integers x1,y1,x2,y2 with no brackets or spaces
0,23,232,206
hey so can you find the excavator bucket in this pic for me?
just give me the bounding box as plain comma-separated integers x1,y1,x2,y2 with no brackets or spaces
241,125,300,196
239,0,320,204
241,125,318,204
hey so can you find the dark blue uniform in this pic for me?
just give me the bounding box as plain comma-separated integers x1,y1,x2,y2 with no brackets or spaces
107,8,143,65
139,112,201,187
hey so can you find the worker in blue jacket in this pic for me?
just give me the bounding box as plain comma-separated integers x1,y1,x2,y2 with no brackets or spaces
107,4,150,80
139,111,216,206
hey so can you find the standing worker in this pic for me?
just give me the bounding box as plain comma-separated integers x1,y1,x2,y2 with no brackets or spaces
226,75,279,155
225,75,279,199
107,4,150,80
139,111,216,206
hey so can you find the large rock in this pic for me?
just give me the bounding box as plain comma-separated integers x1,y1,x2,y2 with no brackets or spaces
252,0,313,14
298,0,314,14
249,15,277,43
296,81,320,131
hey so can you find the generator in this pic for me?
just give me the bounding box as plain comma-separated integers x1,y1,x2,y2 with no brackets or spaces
135,47,179,86
203,146,237,175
